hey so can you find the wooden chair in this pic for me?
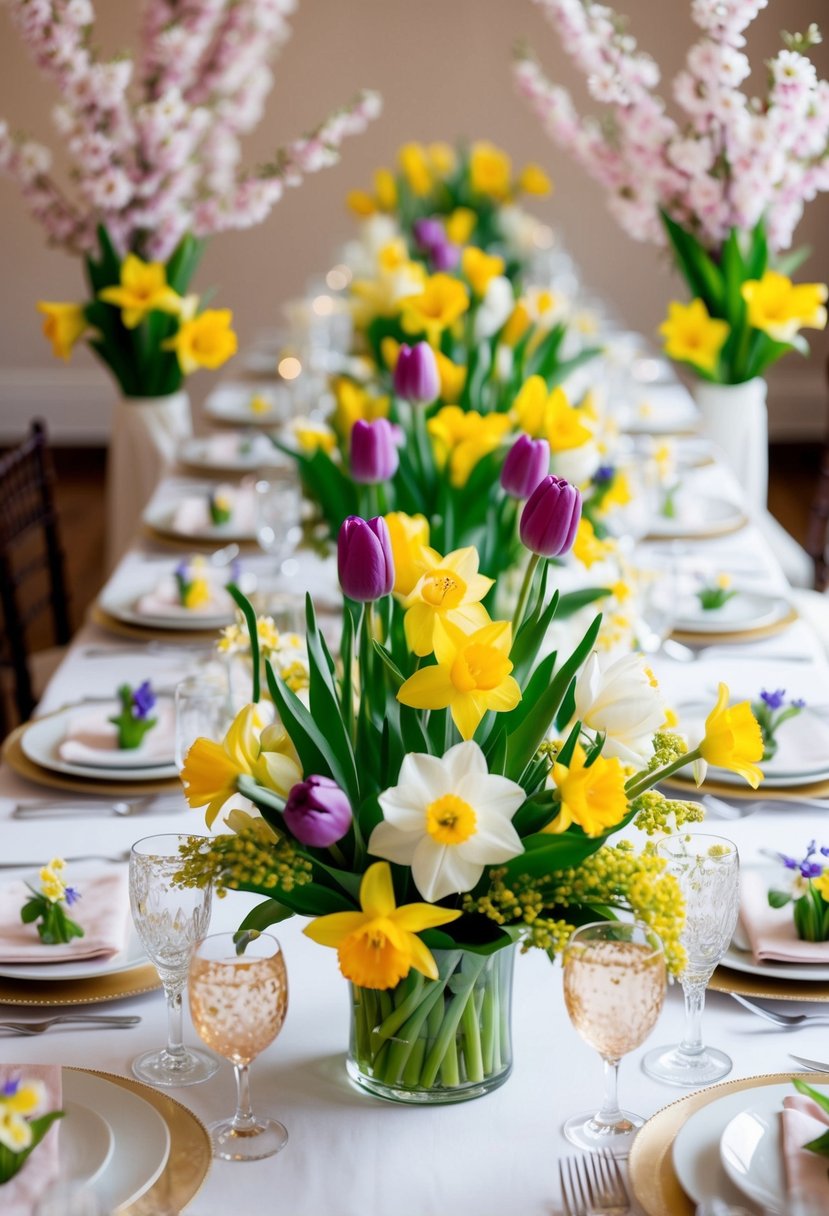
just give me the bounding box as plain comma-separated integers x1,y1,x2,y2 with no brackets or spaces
806,358,829,591
0,420,71,734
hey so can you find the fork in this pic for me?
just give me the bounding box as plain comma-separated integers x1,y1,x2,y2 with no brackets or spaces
559,1150,630,1215
729,992,829,1027
0,849,132,869
12,794,183,819
0,1015,141,1035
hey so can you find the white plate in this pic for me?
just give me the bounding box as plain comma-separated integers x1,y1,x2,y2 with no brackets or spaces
673,590,791,634
21,706,178,781
60,1099,114,1188
143,494,258,543
672,1083,796,1213
63,1070,170,1211
178,432,288,473
647,494,746,539
676,701,829,786
720,1103,789,1214
203,382,289,426
621,383,699,434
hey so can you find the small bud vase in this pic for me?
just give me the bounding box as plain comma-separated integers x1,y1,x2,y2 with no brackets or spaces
346,943,515,1104
693,377,767,511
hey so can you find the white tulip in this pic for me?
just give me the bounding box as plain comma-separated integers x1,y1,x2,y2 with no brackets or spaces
573,651,667,767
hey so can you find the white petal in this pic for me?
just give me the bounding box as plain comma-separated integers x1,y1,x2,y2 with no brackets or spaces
600,734,653,767
460,816,524,865
411,836,483,902
398,750,455,802
368,820,420,865
465,771,525,821
377,788,429,832
443,739,488,783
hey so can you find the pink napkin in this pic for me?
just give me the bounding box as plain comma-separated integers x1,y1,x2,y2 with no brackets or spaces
57,697,175,768
0,1064,62,1216
739,869,829,964
135,573,233,619
0,864,131,963
782,1094,829,1208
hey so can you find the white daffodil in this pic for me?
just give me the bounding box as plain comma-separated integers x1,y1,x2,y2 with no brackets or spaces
573,651,667,767
368,741,525,902
551,438,602,488
473,275,514,341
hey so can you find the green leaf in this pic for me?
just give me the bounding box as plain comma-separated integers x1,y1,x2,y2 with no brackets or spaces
266,665,356,799
227,584,260,702
304,596,360,804
556,587,611,619
745,220,769,281
660,211,725,312
793,1077,829,1120
556,718,582,768
772,243,810,277
236,899,295,934
502,831,602,880
767,888,792,909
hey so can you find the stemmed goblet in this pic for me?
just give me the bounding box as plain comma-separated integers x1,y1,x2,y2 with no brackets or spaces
254,477,302,576
174,673,230,773
189,931,289,1161
643,833,740,1086
129,834,218,1087
562,921,666,1157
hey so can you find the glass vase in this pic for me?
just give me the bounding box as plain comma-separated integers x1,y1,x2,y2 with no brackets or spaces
346,944,515,1104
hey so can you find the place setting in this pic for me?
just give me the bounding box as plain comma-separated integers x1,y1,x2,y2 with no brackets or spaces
177,430,291,477
142,478,261,547
202,381,291,428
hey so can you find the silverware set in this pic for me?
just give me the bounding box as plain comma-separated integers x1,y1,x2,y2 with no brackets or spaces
730,992,829,1029
0,1014,141,1036
558,1150,630,1216
12,793,184,819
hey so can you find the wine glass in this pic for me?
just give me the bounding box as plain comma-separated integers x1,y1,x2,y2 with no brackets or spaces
129,834,218,1087
643,833,740,1087
254,478,302,574
562,921,666,1156
188,931,289,1161
174,673,230,773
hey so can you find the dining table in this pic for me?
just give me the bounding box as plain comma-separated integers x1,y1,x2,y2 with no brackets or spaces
3,374,829,1216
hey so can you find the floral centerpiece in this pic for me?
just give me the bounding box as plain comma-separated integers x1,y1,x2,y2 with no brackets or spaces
0,1077,63,1186
514,1,829,504
177,479,763,1103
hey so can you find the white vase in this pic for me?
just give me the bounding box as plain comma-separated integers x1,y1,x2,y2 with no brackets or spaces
106,390,192,570
693,377,768,511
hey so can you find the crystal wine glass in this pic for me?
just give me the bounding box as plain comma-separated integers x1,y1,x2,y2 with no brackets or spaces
188,931,289,1161
562,920,666,1156
254,477,302,574
129,834,218,1087
174,673,230,773
643,833,740,1087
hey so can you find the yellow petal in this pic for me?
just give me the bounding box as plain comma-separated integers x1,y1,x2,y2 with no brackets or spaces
359,860,397,918
303,910,367,948
397,665,456,711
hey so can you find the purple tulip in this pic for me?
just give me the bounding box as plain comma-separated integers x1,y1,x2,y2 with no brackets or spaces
430,240,460,272
413,217,445,252
284,775,352,847
393,342,440,405
501,434,551,500
338,515,394,601
519,475,582,557
350,418,399,484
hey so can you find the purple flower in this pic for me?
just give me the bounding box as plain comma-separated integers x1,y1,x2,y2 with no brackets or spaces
519,475,582,557
338,516,394,601
228,558,242,585
284,775,352,847
594,465,615,484
132,680,156,720
413,217,445,252
430,240,460,272
174,559,189,581
64,886,81,907
350,418,399,484
792,698,807,710
802,861,824,879
760,689,786,710
393,342,440,405
1,1078,20,1098
501,434,551,500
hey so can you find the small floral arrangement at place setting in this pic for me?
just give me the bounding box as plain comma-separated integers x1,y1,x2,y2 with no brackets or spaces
20,859,83,947
208,486,235,527
110,680,157,750
175,475,764,1104
697,573,737,612
751,688,805,762
0,1077,63,1185
791,1078,829,1157
768,842,829,943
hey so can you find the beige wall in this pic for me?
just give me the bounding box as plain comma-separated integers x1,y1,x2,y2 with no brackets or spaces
1,0,827,436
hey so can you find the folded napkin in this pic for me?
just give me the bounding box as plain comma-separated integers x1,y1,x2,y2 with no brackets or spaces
135,572,234,620
739,869,829,964
58,697,175,768
0,1064,62,1216
171,485,256,535
204,432,274,463
0,864,131,964
782,1093,829,1209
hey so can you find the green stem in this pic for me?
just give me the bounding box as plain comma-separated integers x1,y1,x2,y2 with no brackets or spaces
511,552,541,637
369,973,424,1050
461,988,485,1084
625,746,702,800
419,954,487,1089
481,979,497,1075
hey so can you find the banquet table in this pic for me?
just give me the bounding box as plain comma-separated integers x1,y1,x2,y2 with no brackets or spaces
3,445,829,1216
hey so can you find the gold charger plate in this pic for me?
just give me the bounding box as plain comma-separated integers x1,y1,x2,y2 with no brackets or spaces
68,1067,211,1213
0,964,160,1006
662,771,829,801
2,720,180,796
142,519,260,550
629,1070,829,1216
671,605,798,646
644,510,748,543
90,602,222,643
709,963,829,1002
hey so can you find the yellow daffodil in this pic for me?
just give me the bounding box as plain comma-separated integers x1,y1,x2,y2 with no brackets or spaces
0,1078,47,1152
374,167,397,211
249,393,271,415
163,309,237,374
469,141,512,200
36,301,87,360
39,858,68,904
572,518,617,568
181,704,302,827
397,617,521,741
183,577,211,609
380,336,401,370
398,142,433,197
98,254,181,328
741,270,828,343
501,302,532,348
697,682,763,789
518,163,553,195
445,206,477,246
293,418,337,454
332,376,389,436
427,405,511,487
303,861,461,990
346,190,376,217
385,511,431,597
351,261,426,323
377,239,409,272
514,377,593,452
399,273,470,345
812,871,829,901
427,142,456,177
461,247,506,298
434,351,467,403
600,471,632,511
544,744,628,837
403,546,493,656
659,299,730,375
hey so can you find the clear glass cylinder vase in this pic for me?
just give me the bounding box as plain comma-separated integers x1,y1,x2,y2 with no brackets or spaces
346,943,515,1105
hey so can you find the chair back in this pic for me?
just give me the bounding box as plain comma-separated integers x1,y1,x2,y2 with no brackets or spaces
0,420,71,727
806,357,829,591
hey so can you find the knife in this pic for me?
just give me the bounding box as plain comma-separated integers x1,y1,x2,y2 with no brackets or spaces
789,1054,829,1073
